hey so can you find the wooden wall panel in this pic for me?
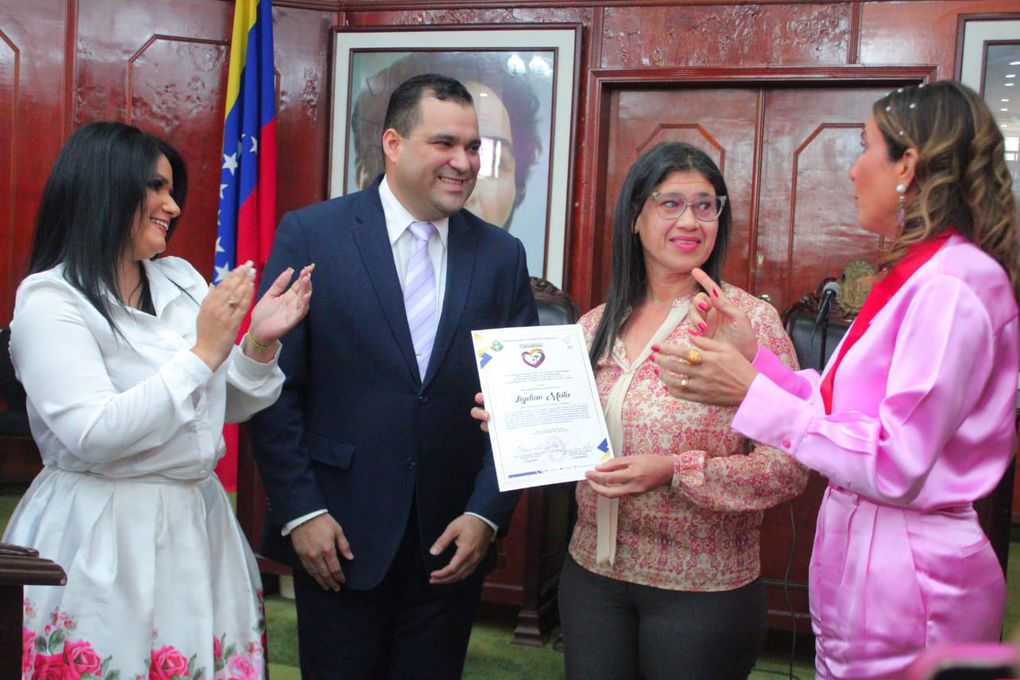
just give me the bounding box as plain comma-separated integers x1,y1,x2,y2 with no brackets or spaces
74,0,231,273
754,85,889,309
604,87,761,299
341,7,593,27
0,0,70,323
859,0,1014,76
599,3,851,69
273,6,335,215
68,1,335,275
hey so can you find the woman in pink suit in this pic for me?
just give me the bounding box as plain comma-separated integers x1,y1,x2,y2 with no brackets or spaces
657,80,1020,679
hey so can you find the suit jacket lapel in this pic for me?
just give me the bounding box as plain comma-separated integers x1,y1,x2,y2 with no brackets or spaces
349,188,420,383
424,211,475,388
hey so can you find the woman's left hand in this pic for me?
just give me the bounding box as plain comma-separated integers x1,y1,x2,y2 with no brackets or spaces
653,334,758,407
247,264,315,350
584,455,674,498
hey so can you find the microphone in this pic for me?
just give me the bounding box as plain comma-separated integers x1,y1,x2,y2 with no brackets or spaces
812,280,841,370
814,281,841,329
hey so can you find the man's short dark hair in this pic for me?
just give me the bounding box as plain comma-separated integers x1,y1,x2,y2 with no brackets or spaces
383,73,474,139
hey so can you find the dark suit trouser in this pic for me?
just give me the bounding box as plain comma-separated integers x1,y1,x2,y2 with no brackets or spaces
292,508,486,680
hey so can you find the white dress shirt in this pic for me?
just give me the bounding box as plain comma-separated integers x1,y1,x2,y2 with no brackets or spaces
9,257,284,479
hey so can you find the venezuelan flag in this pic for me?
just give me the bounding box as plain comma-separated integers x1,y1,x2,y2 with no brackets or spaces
215,0,276,490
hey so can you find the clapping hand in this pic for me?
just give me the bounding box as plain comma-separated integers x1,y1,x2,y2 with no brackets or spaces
193,261,258,370
246,264,315,355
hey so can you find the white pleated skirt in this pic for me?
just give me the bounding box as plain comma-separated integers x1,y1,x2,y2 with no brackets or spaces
4,466,265,679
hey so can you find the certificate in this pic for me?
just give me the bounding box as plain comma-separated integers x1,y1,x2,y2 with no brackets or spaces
471,324,614,491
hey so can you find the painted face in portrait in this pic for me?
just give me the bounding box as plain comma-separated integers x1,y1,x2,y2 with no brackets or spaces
634,170,720,281
462,81,518,229
130,154,180,262
383,95,481,222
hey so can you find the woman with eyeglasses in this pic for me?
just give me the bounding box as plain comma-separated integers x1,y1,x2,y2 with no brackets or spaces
475,141,808,679
663,81,1018,678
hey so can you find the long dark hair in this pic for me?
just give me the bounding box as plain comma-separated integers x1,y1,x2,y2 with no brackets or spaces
589,142,732,364
28,122,188,330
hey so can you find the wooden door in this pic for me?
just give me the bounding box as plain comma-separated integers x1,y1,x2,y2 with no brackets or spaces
754,86,890,308
602,83,890,311
601,82,895,629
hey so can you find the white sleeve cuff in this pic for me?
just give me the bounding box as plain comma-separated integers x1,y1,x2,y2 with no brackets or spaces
282,509,328,536
464,512,498,541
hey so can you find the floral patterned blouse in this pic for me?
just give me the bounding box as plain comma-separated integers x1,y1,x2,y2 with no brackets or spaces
568,284,809,591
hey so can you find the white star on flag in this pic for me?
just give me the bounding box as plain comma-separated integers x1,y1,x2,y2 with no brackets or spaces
213,262,232,284
249,136,258,155
215,237,225,254
219,183,227,199
222,152,238,175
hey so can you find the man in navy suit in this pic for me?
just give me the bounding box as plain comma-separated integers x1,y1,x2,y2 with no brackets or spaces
249,74,537,678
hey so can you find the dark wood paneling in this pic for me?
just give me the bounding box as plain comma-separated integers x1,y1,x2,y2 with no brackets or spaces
859,0,1014,78
605,86,760,298
74,0,232,274
0,0,71,323
754,85,890,309
600,3,851,69
273,6,335,212
578,66,936,310
341,7,592,28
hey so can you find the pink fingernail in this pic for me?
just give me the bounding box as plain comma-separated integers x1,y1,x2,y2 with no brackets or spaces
711,289,719,298
651,344,660,352
698,301,709,312
698,322,708,332
688,328,700,337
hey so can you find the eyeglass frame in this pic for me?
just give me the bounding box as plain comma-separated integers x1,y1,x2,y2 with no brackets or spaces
648,192,728,222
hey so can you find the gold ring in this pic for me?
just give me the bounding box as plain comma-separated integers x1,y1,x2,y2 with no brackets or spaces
226,299,239,309
680,375,689,391
686,349,703,366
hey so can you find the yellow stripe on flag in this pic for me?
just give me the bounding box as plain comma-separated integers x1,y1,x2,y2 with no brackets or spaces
223,0,260,119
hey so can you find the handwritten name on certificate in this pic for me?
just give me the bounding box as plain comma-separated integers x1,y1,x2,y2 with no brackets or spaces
471,325,614,491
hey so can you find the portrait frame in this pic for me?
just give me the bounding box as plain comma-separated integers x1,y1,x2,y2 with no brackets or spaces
955,14,1020,90
955,14,1020,205
329,25,582,288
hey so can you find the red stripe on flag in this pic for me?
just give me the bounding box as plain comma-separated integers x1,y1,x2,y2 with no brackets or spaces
216,121,277,493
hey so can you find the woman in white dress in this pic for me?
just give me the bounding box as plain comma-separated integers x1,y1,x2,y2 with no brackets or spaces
4,121,312,679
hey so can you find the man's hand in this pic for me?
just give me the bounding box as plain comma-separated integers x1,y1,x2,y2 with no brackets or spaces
290,513,354,591
428,514,493,585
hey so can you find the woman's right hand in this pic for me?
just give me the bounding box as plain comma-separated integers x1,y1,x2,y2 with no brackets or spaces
470,392,490,433
690,268,758,361
192,261,255,371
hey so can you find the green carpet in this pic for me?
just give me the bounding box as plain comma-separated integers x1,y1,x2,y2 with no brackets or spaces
261,542,1020,678
262,589,816,679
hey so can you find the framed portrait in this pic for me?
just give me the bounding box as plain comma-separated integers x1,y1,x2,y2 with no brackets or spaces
329,25,581,288
956,14,1020,205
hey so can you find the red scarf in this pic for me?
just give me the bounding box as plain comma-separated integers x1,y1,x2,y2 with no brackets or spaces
819,229,958,414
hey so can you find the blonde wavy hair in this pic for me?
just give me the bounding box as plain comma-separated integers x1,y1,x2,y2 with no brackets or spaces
873,80,1019,299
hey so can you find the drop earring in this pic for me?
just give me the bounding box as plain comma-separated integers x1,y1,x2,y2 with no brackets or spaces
896,183,907,229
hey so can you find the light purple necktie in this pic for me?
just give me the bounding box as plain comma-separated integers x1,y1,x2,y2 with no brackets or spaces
404,221,438,378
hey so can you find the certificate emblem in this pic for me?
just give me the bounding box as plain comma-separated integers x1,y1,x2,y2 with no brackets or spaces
521,348,545,368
